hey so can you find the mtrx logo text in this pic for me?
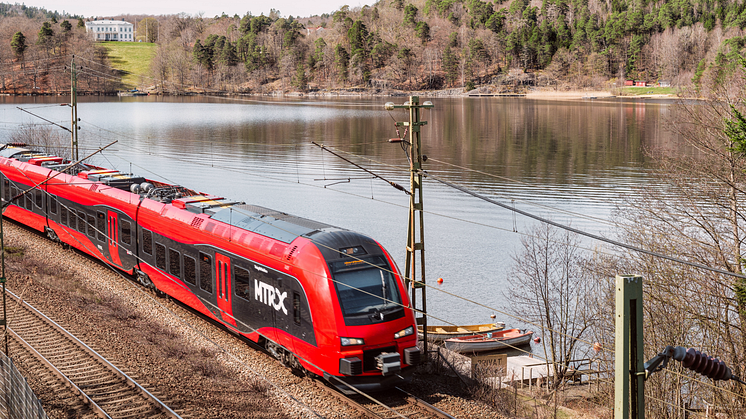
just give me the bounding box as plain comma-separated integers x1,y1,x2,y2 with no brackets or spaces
255,280,288,315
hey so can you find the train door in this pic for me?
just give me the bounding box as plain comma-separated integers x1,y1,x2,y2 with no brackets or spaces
117,216,137,271
107,211,123,267
273,274,292,336
285,279,315,346
215,253,237,327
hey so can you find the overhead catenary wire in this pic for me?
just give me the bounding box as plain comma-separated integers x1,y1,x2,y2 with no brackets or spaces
300,145,741,301
26,143,742,412
6,135,744,407
2,186,407,418
1,175,330,418
3,143,544,380
78,120,736,312
0,143,433,415
313,145,741,283
316,143,619,227
11,100,744,406
423,170,746,281
76,117,606,252
0,46,730,324
17,49,731,406
16,106,72,133
55,109,744,344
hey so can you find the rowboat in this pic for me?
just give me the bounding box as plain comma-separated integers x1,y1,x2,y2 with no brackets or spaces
418,322,505,343
443,329,534,353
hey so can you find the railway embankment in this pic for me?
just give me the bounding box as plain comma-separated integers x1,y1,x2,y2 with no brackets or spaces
2,221,507,418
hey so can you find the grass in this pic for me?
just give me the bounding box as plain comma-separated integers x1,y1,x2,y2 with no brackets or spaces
101,41,157,89
619,86,679,96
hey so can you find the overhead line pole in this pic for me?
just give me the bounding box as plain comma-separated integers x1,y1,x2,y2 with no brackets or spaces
71,55,79,161
386,97,434,360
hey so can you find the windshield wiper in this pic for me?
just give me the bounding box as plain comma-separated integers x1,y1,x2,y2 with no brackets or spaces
380,270,387,309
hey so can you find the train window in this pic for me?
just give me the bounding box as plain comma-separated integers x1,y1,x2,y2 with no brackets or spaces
77,210,86,232
96,212,105,241
2,180,8,202
331,255,403,325
199,252,213,293
183,255,196,285
234,266,251,300
50,196,57,214
60,206,67,226
87,213,95,237
142,229,153,255
155,243,166,270
25,191,32,210
34,190,42,208
120,220,132,245
293,292,301,325
169,248,181,277
217,261,224,298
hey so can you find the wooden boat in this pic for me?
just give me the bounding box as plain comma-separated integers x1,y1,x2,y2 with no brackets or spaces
444,329,534,353
418,322,505,343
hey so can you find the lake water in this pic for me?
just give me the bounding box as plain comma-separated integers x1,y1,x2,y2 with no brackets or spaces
0,95,682,346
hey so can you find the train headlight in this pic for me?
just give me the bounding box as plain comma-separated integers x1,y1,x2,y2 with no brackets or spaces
340,337,365,346
394,326,414,339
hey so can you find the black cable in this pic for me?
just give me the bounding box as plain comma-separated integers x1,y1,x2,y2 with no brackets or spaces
424,171,746,281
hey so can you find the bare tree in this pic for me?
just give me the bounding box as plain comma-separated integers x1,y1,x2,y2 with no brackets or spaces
505,222,598,388
151,44,170,92
10,125,69,160
597,54,746,418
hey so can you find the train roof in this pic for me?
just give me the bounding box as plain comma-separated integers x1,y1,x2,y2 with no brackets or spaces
211,204,341,244
0,143,352,246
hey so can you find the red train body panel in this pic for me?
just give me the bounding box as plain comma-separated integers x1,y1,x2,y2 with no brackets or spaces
0,144,420,392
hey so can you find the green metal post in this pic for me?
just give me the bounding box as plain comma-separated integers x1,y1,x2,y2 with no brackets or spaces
615,274,645,419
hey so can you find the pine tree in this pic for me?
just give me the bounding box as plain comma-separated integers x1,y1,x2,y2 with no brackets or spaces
10,31,26,60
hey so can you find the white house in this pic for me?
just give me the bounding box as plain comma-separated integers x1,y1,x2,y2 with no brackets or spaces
84,19,134,42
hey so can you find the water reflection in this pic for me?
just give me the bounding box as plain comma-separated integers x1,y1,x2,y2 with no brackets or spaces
0,95,683,337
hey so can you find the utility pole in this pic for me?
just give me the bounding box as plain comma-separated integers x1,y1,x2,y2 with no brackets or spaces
385,97,434,360
70,55,79,161
615,274,645,419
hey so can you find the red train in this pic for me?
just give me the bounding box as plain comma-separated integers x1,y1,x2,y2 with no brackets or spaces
0,143,420,392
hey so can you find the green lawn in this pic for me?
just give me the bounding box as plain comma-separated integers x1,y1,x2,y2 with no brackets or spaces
620,86,678,96
101,42,156,89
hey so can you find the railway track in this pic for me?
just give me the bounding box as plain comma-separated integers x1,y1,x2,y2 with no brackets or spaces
314,379,457,419
6,289,184,419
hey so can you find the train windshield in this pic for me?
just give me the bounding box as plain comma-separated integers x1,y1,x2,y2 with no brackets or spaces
331,256,404,326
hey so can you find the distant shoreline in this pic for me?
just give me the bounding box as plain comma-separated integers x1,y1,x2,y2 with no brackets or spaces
1,88,680,101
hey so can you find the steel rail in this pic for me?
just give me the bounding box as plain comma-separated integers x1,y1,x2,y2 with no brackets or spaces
6,289,182,418
312,378,456,419
8,328,111,418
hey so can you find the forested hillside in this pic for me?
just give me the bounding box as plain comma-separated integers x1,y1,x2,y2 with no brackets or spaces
146,0,746,92
1,0,745,93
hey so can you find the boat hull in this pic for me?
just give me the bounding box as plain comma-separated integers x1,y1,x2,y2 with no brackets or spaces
417,323,505,342
444,329,533,353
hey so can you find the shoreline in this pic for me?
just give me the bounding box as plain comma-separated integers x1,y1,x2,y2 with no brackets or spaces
1,88,680,101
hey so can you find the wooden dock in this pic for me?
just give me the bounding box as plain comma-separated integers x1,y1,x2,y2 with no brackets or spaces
433,345,606,391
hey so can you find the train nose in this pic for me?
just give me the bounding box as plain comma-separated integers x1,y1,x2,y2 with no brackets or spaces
375,352,401,376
